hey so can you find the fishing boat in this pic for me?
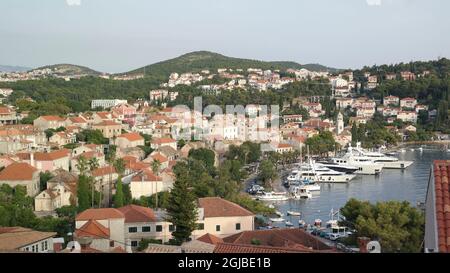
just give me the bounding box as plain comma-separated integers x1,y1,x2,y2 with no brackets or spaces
285,221,294,227
287,210,301,216
269,217,285,223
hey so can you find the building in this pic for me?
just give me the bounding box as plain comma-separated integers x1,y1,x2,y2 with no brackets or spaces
0,227,56,253
0,162,40,197
33,116,66,130
75,208,127,252
192,197,254,239
384,96,400,106
336,112,344,135
17,149,71,172
34,169,78,212
397,111,417,123
424,160,450,253
0,106,18,125
91,99,128,109
400,97,418,109
400,71,416,81
117,205,173,248
92,120,122,139
150,137,177,150
129,170,163,199
115,132,145,149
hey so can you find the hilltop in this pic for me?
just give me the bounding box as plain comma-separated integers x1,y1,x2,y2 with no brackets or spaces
122,51,338,77
33,64,102,77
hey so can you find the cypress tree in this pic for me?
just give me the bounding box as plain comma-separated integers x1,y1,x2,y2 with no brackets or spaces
167,162,198,245
77,176,90,212
114,177,124,208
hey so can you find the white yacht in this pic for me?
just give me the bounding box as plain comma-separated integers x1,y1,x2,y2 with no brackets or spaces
298,162,356,183
330,149,384,175
315,161,359,174
290,185,313,199
254,192,289,201
351,143,414,169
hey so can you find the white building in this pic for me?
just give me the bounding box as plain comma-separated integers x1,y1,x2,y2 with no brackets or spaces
91,99,128,109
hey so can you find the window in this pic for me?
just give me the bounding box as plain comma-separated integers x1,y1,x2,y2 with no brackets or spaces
216,225,221,232
131,241,138,247
45,241,48,251
197,223,204,230
169,225,175,232
142,226,151,232
128,227,138,233
156,225,163,232
41,242,45,251
236,223,241,231
110,241,114,247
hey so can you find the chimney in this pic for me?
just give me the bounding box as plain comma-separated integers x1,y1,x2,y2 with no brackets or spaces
30,153,34,167
358,237,371,253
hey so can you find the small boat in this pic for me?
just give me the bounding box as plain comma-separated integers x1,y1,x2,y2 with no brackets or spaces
410,148,415,152
269,218,285,223
275,211,284,217
268,204,275,209
285,221,294,227
298,220,306,228
314,219,322,227
400,149,406,153
287,211,301,216
418,147,423,152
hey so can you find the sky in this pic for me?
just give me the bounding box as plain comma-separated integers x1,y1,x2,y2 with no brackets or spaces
0,0,449,73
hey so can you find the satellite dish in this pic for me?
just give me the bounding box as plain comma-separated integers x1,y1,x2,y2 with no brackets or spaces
367,241,381,253
66,241,81,253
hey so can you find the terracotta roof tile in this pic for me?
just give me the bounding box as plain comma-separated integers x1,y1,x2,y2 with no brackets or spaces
214,243,327,253
0,227,56,250
433,160,450,252
40,115,65,122
0,162,38,181
118,132,144,142
117,205,157,223
197,233,224,245
92,166,117,177
76,208,124,221
198,197,254,218
75,220,110,239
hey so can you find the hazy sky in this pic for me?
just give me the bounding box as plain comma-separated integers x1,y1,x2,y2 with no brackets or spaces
1,0,449,73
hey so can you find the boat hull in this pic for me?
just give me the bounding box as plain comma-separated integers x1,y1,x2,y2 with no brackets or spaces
380,161,413,169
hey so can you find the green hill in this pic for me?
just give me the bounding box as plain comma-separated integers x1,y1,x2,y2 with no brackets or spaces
123,51,338,78
33,64,101,76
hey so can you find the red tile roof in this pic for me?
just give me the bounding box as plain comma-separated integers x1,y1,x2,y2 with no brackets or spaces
34,149,70,161
118,132,144,142
214,243,321,253
117,205,157,223
198,197,254,218
69,116,87,123
40,115,65,122
76,208,124,221
0,162,38,181
94,120,121,126
151,137,176,145
75,220,110,239
223,229,333,251
92,166,117,177
197,233,224,245
433,160,450,252
131,170,162,182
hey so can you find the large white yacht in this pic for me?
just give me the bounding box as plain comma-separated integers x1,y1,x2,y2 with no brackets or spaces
329,148,384,175
288,161,356,183
351,143,414,169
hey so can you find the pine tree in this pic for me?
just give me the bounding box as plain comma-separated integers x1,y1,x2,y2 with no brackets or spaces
77,176,90,212
167,162,198,245
114,177,124,208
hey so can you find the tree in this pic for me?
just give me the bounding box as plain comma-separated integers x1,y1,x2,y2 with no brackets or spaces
114,177,124,208
123,184,132,205
39,172,54,191
188,148,216,175
340,198,424,253
77,176,90,212
258,160,277,189
167,162,198,245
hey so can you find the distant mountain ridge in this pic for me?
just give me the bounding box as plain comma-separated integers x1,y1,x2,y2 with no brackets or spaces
121,51,339,77
0,65,32,72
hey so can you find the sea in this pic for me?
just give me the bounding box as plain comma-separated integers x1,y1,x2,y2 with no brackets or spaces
267,145,450,226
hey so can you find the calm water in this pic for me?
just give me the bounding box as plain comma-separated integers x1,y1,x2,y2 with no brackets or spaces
270,145,450,226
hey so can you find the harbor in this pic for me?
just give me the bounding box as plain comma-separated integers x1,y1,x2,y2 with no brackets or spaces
249,145,450,230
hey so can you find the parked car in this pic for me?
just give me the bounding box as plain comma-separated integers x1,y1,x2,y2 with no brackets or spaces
329,233,340,241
